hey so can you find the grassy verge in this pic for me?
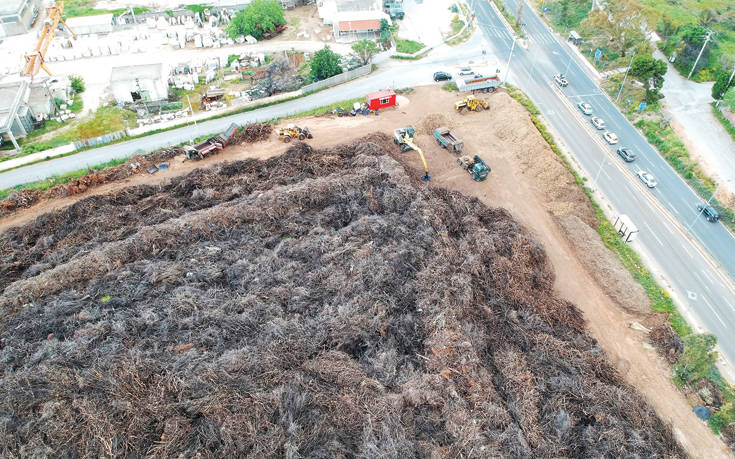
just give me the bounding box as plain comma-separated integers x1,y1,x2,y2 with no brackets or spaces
441,82,459,92
491,0,526,38
285,97,364,118
395,39,425,54
506,84,735,433
64,0,148,17
446,3,474,46
712,103,735,144
390,54,423,61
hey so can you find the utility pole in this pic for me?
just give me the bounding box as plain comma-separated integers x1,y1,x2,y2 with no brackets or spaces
515,2,524,29
185,95,197,143
503,38,516,85
716,63,735,107
616,51,635,103
688,30,712,80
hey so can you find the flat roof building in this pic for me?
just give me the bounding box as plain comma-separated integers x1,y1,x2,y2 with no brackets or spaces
0,0,41,38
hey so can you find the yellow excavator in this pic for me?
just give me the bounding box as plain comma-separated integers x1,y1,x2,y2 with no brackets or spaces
393,126,430,181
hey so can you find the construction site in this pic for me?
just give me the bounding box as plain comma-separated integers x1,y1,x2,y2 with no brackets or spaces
1,85,729,456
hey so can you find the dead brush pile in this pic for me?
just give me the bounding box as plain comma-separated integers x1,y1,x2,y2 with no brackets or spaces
0,123,272,216
0,135,683,457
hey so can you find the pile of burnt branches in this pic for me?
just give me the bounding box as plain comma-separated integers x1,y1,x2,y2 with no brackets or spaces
0,135,683,457
0,123,272,216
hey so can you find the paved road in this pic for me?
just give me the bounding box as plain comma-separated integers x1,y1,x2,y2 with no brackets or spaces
0,36,488,189
469,0,735,370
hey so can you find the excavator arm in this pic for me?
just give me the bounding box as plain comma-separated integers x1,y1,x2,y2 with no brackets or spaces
400,134,430,182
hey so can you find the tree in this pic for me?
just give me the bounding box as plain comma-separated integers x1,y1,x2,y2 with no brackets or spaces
712,69,735,100
675,24,714,77
674,333,718,384
227,0,285,40
629,54,667,103
379,18,391,45
351,40,380,65
583,0,646,57
70,75,85,94
310,46,343,81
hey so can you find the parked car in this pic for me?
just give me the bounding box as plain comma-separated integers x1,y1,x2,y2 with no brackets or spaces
603,132,619,144
458,67,474,75
590,116,606,129
554,74,568,87
433,71,452,81
636,170,657,188
578,102,593,115
697,203,720,222
616,147,635,161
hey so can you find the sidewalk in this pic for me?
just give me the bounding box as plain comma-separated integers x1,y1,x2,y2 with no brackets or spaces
656,50,735,196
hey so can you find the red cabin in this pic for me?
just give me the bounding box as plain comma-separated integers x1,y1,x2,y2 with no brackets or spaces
366,89,397,110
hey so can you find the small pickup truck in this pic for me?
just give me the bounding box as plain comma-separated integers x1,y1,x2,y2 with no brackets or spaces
433,127,464,153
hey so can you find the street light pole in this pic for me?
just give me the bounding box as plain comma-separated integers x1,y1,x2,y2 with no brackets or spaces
616,51,635,103
688,30,713,80
503,37,516,85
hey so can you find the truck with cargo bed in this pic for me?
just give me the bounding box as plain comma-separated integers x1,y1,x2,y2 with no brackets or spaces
433,127,464,153
457,75,501,93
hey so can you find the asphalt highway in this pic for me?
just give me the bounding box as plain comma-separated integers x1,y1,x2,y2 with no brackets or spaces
470,0,735,371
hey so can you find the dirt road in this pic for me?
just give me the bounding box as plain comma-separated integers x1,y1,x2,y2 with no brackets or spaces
0,86,728,457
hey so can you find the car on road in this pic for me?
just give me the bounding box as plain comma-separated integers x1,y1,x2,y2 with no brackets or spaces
458,67,474,75
603,132,620,145
636,170,657,188
697,203,720,222
554,74,568,87
590,116,606,129
433,71,452,81
616,147,635,161
578,102,593,115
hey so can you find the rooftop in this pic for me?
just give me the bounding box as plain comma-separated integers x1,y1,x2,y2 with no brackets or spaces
0,0,26,17
66,14,114,27
110,63,164,83
337,18,381,32
0,79,28,131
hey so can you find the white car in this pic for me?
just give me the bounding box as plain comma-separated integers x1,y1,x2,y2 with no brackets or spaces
591,116,606,129
602,131,619,144
578,102,593,115
554,74,568,87
637,170,658,188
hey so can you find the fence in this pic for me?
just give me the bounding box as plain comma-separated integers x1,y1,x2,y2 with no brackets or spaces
73,129,130,150
301,64,371,94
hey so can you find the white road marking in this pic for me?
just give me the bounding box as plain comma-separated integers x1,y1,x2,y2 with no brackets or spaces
642,222,664,246
703,296,727,328
727,301,735,313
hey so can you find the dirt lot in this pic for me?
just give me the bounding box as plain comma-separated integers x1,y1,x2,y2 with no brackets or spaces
280,5,334,42
0,86,729,457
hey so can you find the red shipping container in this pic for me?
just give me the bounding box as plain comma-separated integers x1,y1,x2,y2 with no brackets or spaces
365,89,397,110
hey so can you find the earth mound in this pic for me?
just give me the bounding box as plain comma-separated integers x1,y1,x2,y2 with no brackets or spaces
0,135,682,457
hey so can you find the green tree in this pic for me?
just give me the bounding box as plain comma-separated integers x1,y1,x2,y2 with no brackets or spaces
227,0,285,40
310,46,343,81
70,75,85,94
379,18,391,44
674,334,718,384
583,0,645,57
629,54,667,102
351,39,380,65
712,69,735,100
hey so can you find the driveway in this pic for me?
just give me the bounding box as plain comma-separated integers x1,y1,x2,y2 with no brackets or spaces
656,50,735,196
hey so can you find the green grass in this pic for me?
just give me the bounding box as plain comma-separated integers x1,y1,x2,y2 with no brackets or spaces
63,0,149,17
712,103,735,144
492,0,526,38
186,4,213,15
441,81,459,92
390,54,423,60
395,39,425,54
285,97,364,118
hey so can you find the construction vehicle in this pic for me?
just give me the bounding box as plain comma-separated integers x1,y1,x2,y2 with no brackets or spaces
277,124,313,143
383,0,405,19
455,95,489,113
22,1,77,78
457,155,491,181
394,126,430,181
457,75,501,93
433,127,464,153
184,123,239,160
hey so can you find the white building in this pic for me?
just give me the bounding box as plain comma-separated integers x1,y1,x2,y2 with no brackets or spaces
66,14,114,35
111,63,168,105
318,0,387,41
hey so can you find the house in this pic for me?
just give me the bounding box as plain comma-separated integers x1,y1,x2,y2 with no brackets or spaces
111,63,169,105
0,80,33,149
0,0,41,38
366,89,396,110
66,14,114,35
332,10,388,42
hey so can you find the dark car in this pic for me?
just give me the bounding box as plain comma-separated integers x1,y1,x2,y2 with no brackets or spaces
616,147,637,162
697,203,720,222
433,71,452,81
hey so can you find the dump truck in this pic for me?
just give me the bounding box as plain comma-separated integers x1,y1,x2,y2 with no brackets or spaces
184,122,240,160
384,0,404,19
277,124,313,143
457,155,491,181
455,95,489,113
433,127,464,153
457,75,501,93
394,126,430,181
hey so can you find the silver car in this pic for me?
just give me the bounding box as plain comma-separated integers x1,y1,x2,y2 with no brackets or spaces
578,102,593,115
591,116,606,129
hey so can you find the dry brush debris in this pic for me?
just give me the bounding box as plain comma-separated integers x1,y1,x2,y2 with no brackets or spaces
0,134,683,457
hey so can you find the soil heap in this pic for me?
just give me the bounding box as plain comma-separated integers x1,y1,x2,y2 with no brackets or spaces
0,135,682,457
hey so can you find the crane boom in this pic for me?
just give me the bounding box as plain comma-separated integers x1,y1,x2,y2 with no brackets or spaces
22,1,77,78
393,127,430,182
